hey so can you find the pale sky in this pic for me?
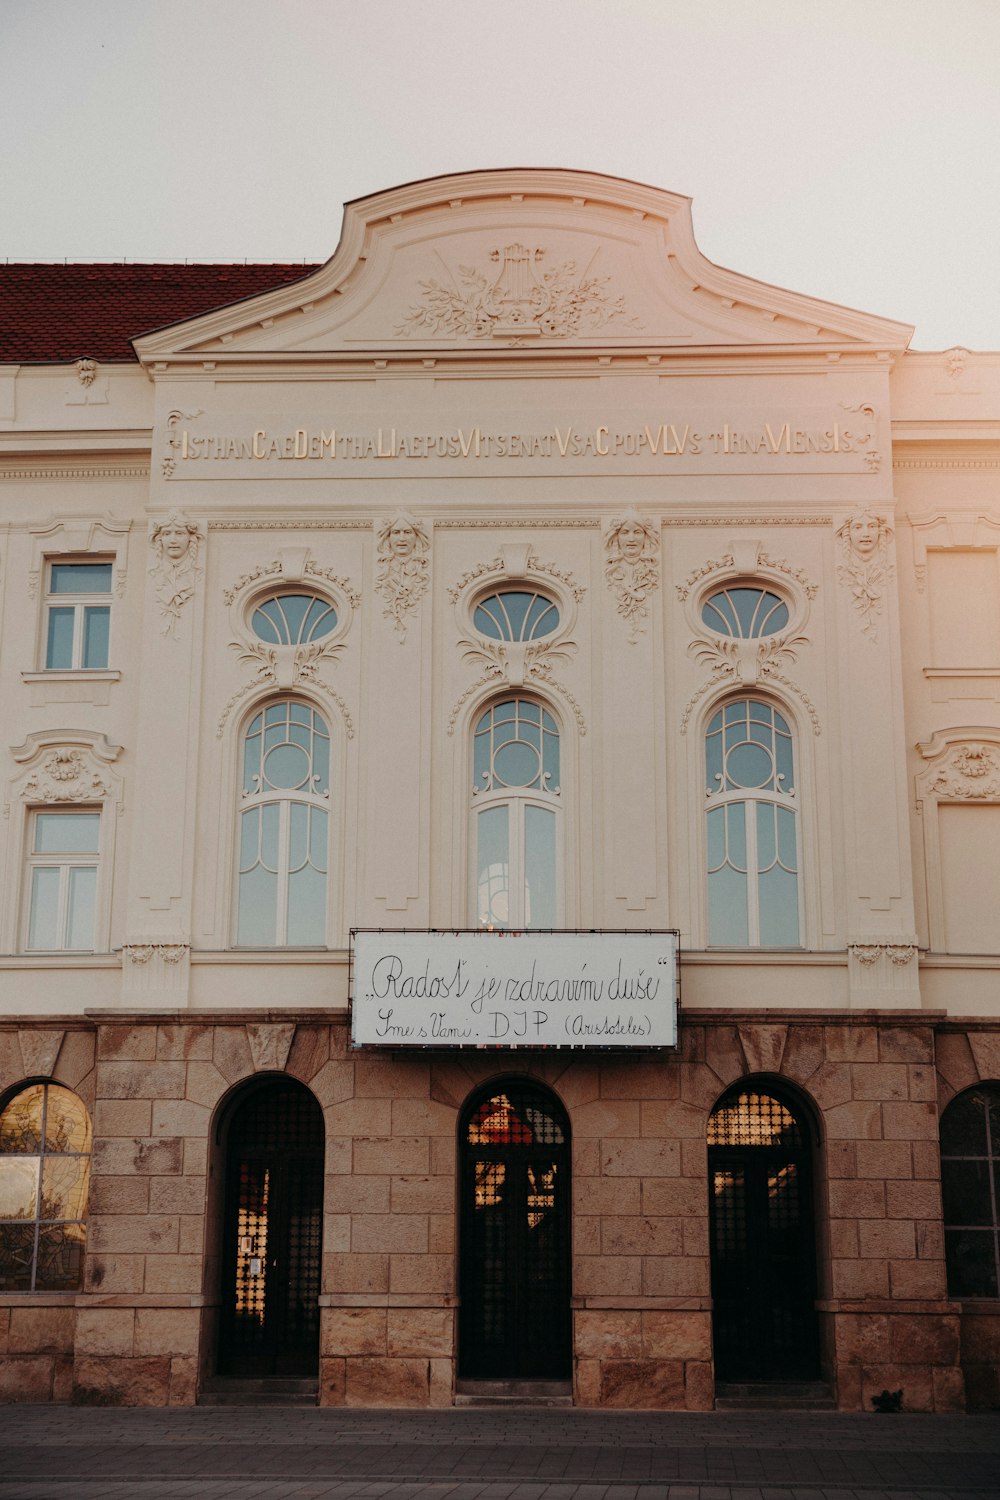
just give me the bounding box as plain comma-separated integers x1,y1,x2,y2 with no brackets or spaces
4,0,1000,350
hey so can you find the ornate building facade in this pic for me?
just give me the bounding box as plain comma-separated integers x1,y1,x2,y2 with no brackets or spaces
0,169,998,1410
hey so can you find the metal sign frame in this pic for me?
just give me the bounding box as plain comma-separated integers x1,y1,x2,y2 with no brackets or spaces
349,928,680,1050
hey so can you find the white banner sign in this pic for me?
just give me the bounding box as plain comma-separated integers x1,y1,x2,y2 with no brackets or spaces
350,930,678,1049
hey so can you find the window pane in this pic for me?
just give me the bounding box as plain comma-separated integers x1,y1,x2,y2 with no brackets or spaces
941,1090,989,1157
0,1224,36,1290
41,1156,91,1222
945,1228,999,1298
27,867,61,949
286,863,326,946
44,1088,92,1155
45,607,75,668
477,805,509,928
758,864,800,946
35,813,100,855
941,1160,993,1227
82,606,110,668
0,1158,40,1219
237,866,278,947
50,562,111,594
0,1085,45,1153
35,1222,86,1292
524,805,556,928
65,866,97,949
709,862,749,946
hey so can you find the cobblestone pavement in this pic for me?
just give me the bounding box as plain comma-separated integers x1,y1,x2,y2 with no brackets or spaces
0,1405,997,1500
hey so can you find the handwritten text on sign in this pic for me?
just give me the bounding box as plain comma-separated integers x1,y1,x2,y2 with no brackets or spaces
350,931,679,1049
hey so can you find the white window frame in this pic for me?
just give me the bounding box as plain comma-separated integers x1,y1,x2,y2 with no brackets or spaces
234,698,332,949
4,731,123,957
41,557,114,671
469,696,563,931
23,807,102,952
704,695,804,949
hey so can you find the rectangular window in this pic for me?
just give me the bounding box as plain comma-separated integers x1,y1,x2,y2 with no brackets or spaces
25,810,100,951
44,561,112,670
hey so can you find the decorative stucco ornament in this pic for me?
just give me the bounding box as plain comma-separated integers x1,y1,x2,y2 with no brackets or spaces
22,748,111,803
604,509,660,642
374,511,430,641
149,511,204,637
397,243,637,341
928,744,1000,800
75,358,97,387
835,509,894,641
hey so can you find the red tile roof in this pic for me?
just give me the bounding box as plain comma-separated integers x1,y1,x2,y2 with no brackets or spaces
0,263,322,363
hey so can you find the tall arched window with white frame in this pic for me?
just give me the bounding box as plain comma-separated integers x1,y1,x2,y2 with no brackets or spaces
236,699,330,947
472,697,561,929
705,697,800,947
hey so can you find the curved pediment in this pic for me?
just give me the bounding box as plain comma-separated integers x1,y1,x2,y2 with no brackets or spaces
134,169,912,363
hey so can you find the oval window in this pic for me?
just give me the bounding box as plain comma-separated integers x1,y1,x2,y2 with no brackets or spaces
251,593,338,646
701,587,788,639
474,590,560,642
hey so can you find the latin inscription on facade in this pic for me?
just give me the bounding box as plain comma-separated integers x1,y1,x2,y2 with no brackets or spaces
164,407,880,474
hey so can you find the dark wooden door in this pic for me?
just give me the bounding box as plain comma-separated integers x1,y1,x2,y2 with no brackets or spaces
219,1079,323,1378
708,1086,819,1381
459,1082,571,1379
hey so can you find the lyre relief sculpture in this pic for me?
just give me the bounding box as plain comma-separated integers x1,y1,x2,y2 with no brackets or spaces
374,511,430,641
836,509,893,641
149,511,204,637
604,509,660,642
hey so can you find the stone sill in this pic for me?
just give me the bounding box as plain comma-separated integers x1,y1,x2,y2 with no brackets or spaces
816,1299,961,1315
191,949,348,966
0,1292,78,1307
0,954,119,969
75,1294,212,1308
684,951,844,966
572,1297,712,1311
955,1300,1000,1315
320,1294,458,1309
920,954,1000,969
923,667,1000,678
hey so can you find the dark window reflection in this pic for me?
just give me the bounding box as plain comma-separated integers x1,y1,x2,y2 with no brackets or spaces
0,1083,91,1291
940,1086,1000,1300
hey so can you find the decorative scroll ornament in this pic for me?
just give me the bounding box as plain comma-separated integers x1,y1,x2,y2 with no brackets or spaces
397,243,638,341
927,743,1000,800
839,402,881,474
604,510,660,642
217,557,359,738
374,511,430,641
836,509,894,641
944,347,970,379
75,358,97,387
447,550,586,735
162,409,202,478
22,749,111,803
149,511,204,637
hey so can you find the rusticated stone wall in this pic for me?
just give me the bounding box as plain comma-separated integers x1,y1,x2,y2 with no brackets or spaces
0,1010,995,1411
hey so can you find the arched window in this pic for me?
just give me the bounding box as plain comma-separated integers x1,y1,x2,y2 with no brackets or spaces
472,697,560,929
250,592,337,646
705,697,799,946
459,1079,571,1379
0,1082,91,1291
473,589,560,642
708,1083,819,1379
236,699,330,947
940,1085,1000,1298
701,585,789,639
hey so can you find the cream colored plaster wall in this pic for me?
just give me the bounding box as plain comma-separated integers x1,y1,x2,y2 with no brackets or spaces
1,177,997,1021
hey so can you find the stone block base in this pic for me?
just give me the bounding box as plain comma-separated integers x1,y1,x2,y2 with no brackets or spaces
829,1303,965,1412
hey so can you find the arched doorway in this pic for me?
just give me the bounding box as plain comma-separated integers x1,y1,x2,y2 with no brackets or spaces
708,1082,820,1381
458,1079,571,1380
217,1076,324,1378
